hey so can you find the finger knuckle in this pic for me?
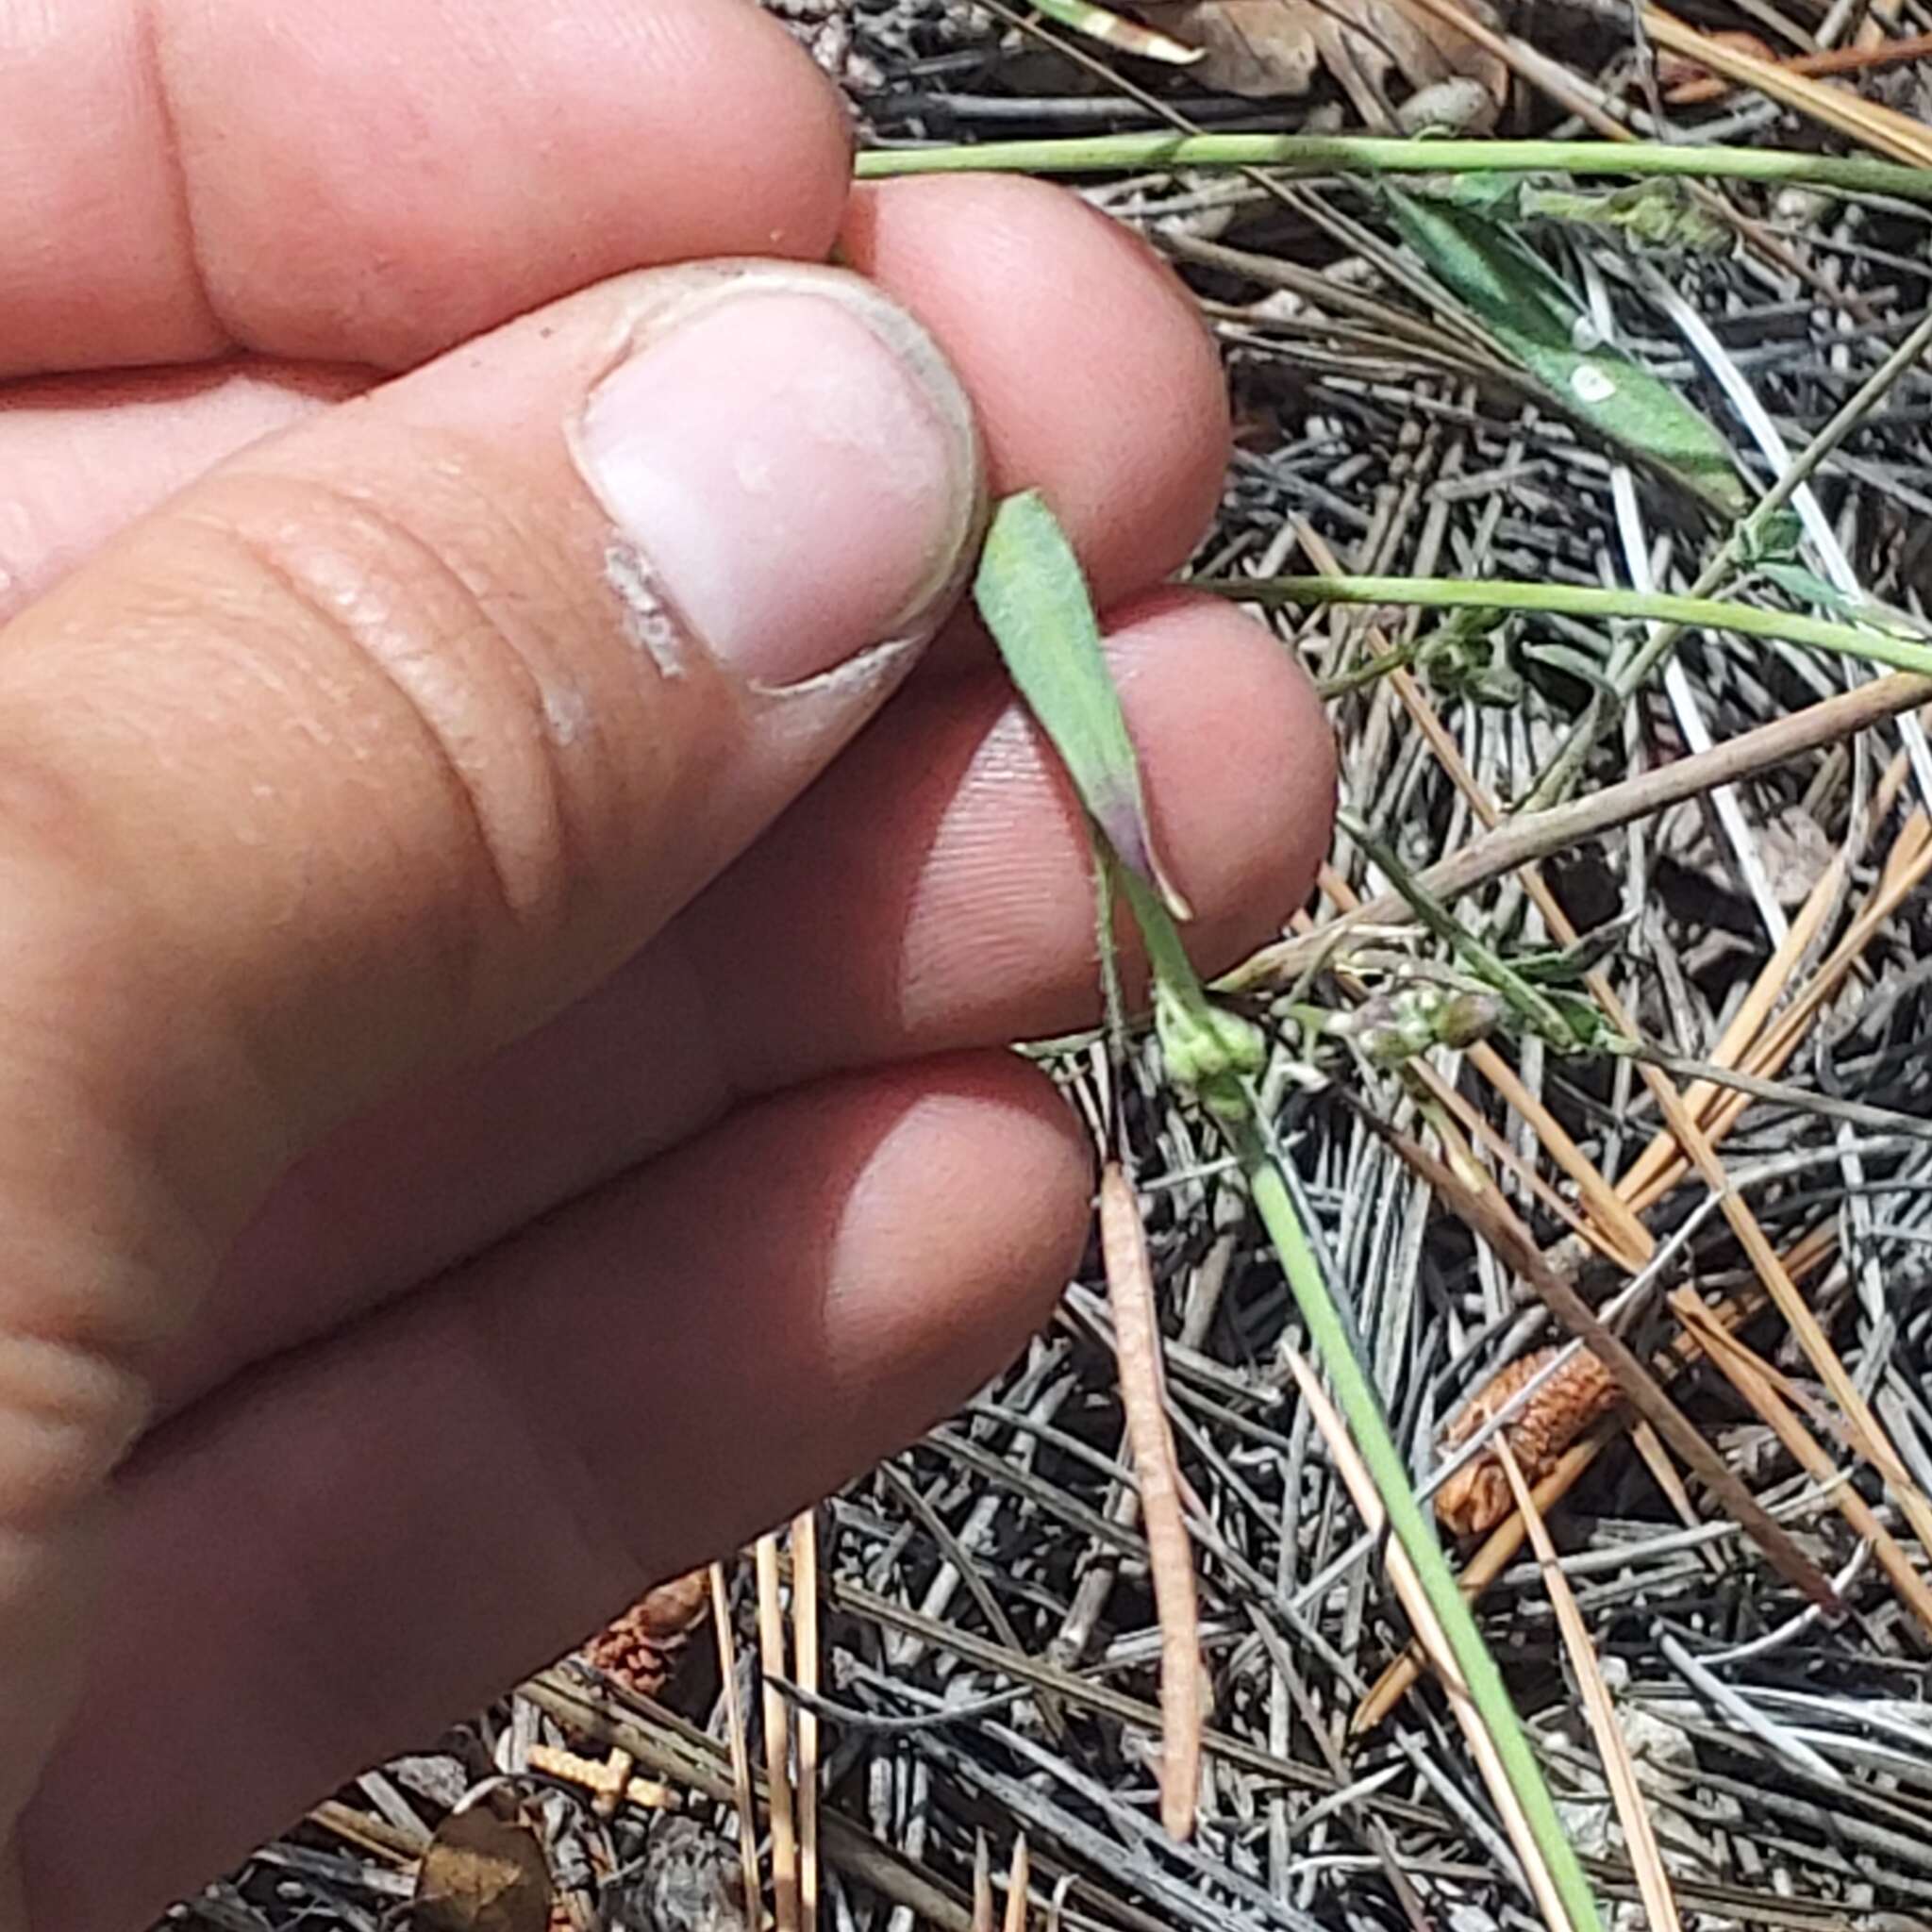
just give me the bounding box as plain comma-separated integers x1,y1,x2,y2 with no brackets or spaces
181,463,606,987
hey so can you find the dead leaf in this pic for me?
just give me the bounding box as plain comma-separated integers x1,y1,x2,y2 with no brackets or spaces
414,1803,554,1932
1149,0,1506,123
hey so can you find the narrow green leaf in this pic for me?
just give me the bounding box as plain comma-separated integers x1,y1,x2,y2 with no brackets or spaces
1759,562,1932,641
974,490,1191,917
1387,190,1748,516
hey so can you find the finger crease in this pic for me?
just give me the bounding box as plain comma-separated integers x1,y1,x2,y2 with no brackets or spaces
140,0,238,354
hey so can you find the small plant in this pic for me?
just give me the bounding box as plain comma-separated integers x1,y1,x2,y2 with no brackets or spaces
974,489,1607,1932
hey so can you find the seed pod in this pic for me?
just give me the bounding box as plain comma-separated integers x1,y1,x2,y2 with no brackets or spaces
1435,1347,1621,1537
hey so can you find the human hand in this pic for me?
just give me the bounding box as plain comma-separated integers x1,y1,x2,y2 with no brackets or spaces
0,2,1336,1923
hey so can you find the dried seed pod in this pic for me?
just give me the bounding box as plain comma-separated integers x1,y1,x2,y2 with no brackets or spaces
583,1567,709,1702
1435,1346,1621,1538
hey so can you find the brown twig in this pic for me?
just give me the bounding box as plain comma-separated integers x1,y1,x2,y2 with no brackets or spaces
709,1561,763,1927
1226,675,1932,992
1098,1162,1203,1841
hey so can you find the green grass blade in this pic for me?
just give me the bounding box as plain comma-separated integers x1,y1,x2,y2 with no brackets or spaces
974,490,1191,917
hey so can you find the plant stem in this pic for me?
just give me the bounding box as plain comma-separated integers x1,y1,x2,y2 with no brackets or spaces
1206,574,1932,680
1236,1127,1603,1932
857,136,1932,203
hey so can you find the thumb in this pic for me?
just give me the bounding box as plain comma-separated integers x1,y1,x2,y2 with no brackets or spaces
1,259,982,1225
0,263,977,1807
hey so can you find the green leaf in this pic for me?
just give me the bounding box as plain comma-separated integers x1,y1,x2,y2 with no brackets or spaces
974,490,1191,917
1759,562,1932,641
1518,181,1732,254
1386,190,1748,516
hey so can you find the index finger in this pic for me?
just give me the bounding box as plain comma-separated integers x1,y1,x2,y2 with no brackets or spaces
1,0,852,378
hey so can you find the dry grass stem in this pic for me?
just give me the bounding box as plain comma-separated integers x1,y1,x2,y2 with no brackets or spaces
791,1510,821,1932
1493,1440,1685,1932
710,1560,764,1927
756,1536,801,1932
1098,1162,1203,1840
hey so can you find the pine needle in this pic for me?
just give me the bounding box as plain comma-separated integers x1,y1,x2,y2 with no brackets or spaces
1494,1439,1685,1932
756,1536,800,1932
709,1561,763,1928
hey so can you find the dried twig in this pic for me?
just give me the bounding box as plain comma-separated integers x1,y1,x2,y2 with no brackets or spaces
1098,1162,1203,1841
710,1561,763,1927
756,1536,801,1932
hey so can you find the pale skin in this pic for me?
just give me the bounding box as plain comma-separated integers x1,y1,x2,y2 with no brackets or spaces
0,1,1338,1924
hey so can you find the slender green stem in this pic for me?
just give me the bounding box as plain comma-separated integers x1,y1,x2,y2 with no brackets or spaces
1207,574,1932,679
857,136,1932,203
1318,639,1421,700
971,480,1600,1923
1238,1130,1602,1932
1115,863,1602,1929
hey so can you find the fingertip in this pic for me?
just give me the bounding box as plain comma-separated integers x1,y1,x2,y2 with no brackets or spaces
830,1052,1091,1394
1117,591,1338,975
160,0,856,367
843,175,1231,608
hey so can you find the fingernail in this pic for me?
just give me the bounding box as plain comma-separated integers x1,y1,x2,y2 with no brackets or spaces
574,274,980,688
